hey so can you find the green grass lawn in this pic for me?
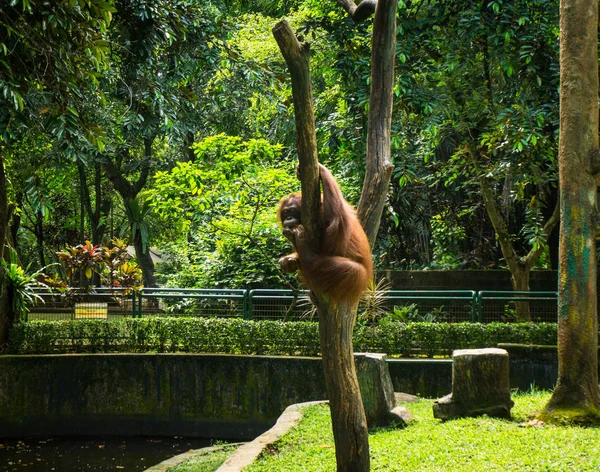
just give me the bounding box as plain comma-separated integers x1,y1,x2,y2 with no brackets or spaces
168,444,239,472
244,391,600,472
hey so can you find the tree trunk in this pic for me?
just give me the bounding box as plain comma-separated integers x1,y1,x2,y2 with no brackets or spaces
103,146,156,288
272,20,321,241
273,19,370,471
433,348,513,419
134,231,157,288
318,301,370,471
543,0,600,421
185,131,196,162
357,0,397,246
476,152,559,323
34,211,46,269
511,265,531,322
0,152,13,349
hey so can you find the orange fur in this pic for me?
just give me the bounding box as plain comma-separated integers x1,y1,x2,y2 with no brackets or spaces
278,165,373,307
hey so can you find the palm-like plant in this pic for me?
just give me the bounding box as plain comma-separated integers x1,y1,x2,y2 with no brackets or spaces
2,250,49,323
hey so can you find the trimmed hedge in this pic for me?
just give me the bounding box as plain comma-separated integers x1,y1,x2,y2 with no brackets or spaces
6,317,559,357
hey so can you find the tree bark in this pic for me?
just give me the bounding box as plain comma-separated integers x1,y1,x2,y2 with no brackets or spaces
272,20,320,243
433,348,513,419
337,0,377,23
103,146,156,288
133,230,157,288
511,266,531,321
34,210,45,269
543,0,600,420
357,0,396,246
185,131,196,162
0,151,13,349
476,154,559,321
319,300,370,471
273,19,370,471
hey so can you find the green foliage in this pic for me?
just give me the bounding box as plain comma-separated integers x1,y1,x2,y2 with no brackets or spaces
0,0,115,143
375,0,561,269
151,134,297,289
430,211,467,269
122,198,151,254
383,304,420,324
55,239,142,291
8,318,558,358
1,251,48,323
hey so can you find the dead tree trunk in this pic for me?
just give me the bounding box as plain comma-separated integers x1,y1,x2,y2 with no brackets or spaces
273,1,397,467
356,0,397,246
319,300,370,471
273,20,370,472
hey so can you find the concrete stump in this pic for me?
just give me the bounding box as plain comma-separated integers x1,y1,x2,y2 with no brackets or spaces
355,353,413,428
433,348,513,420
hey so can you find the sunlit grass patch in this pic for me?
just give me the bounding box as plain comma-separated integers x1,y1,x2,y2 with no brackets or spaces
246,391,600,472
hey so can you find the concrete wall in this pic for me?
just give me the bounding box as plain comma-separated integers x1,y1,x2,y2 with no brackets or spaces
379,269,558,292
0,354,327,441
0,350,575,440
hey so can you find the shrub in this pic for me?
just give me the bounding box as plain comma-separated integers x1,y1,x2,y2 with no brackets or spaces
7,318,560,358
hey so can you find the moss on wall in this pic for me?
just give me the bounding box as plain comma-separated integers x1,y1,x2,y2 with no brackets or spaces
0,354,327,440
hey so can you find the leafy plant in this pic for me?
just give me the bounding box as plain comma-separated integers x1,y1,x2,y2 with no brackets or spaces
7,318,559,358
55,239,143,292
2,251,49,323
383,304,420,324
122,198,152,254
359,278,392,325
57,240,104,282
150,134,298,289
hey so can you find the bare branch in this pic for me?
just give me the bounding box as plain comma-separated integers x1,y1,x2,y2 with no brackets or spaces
337,0,377,23
524,196,560,270
272,20,320,245
357,0,397,245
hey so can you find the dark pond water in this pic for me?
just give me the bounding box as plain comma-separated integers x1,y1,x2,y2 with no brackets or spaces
0,436,213,471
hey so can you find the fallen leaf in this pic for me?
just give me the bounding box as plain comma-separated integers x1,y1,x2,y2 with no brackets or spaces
519,419,545,428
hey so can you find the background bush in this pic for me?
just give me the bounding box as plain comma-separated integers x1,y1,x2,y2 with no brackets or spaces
7,318,559,357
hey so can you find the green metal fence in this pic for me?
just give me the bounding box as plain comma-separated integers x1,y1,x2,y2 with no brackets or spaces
26,288,559,322
248,289,313,321
383,290,478,322
136,288,248,318
27,287,136,321
477,291,558,323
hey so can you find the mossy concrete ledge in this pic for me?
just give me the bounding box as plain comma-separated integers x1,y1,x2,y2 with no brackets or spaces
0,353,328,440
0,352,404,440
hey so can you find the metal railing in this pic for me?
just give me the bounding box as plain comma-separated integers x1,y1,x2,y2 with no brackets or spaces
27,287,136,321
135,288,248,318
477,291,558,323
248,289,313,321
384,290,478,322
26,288,559,323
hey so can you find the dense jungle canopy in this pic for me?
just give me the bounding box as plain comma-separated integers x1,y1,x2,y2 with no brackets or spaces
1,0,562,291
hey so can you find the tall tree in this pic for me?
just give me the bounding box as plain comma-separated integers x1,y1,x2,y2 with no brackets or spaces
542,0,600,421
382,0,562,318
99,0,234,287
273,0,396,468
0,0,114,348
